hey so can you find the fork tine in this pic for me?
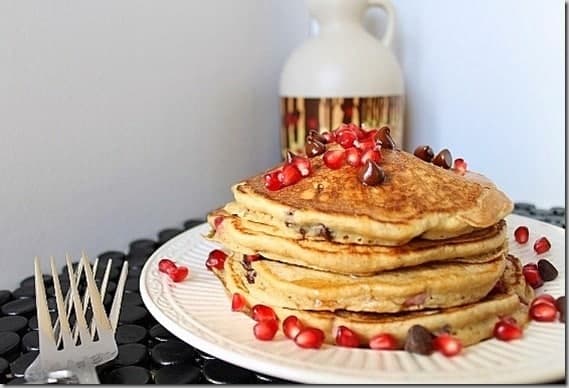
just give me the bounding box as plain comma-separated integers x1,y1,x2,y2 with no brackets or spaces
34,257,56,350
65,255,91,343
50,257,73,349
108,261,128,331
71,258,99,343
80,254,112,339
89,258,112,338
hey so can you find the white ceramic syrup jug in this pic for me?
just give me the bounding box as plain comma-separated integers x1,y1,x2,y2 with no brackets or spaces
279,0,405,156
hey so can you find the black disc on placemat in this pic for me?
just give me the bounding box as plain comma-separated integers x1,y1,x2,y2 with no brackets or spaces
514,202,536,211
152,363,202,384
124,278,139,293
95,266,121,282
157,228,184,245
127,252,153,270
203,359,256,384
102,365,151,385
149,323,176,344
95,280,117,295
9,351,37,377
0,290,12,306
150,341,195,367
113,343,148,367
194,347,216,366
129,239,157,252
0,316,28,335
11,287,35,300
115,324,147,345
0,357,8,384
28,312,57,331
255,372,293,384
1,298,35,317
98,251,126,265
183,219,204,230
118,305,148,325
6,377,26,385
20,274,52,289
122,292,143,306
21,331,39,352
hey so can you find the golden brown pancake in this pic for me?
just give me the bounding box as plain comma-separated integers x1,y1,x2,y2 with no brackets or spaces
231,149,513,246
208,210,508,275
224,252,506,313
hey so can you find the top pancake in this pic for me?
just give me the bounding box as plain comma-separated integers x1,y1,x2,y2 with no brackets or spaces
232,149,513,246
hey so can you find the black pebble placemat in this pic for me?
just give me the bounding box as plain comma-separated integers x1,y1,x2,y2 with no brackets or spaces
0,205,564,384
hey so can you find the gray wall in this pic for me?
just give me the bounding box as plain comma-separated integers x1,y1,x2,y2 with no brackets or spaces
0,0,564,288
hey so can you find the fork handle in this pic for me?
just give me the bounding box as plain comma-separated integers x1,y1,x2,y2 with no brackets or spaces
25,362,100,384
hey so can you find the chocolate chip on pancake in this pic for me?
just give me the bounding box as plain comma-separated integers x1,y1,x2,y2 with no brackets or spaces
404,325,434,355
537,259,558,281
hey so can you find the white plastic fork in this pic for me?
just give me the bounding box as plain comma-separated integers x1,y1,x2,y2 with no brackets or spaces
24,254,128,384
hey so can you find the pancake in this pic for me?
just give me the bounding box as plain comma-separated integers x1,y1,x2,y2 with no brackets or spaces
213,255,532,348
208,210,508,275
231,149,513,246
225,252,506,313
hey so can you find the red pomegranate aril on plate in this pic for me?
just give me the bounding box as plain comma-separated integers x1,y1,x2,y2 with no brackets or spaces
292,156,312,177
323,150,346,170
169,266,189,282
522,264,544,289
158,258,177,274
493,319,523,341
453,158,467,174
530,302,557,322
213,216,224,229
231,293,246,311
534,237,551,254
295,327,325,349
433,334,463,357
253,319,279,341
361,149,382,165
206,249,228,271
335,326,360,348
264,170,282,191
336,129,357,149
283,315,304,340
345,147,362,167
252,304,277,322
530,294,556,307
357,137,376,152
369,333,398,350
278,164,303,187
514,226,529,244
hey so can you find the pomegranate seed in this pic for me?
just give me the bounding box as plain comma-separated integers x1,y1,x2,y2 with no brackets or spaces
523,264,544,289
158,258,177,274
253,319,279,341
493,319,523,341
294,327,325,349
534,237,551,254
283,315,304,340
291,155,311,177
213,216,224,229
278,164,302,187
530,302,557,322
369,333,398,350
514,226,529,244
169,266,189,282
335,326,360,348
323,150,346,170
433,334,463,357
361,149,382,165
530,294,556,307
206,249,228,271
363,129,378,140
244,254,260,264
321,131,334,143
231,293,246,311
252,304,277,322
356,137,376,152
336,129,357,149
345,147,362,167
453,158,468,174
264,170,282,191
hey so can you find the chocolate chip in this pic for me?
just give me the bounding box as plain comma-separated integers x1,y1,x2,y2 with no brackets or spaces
358,160,386,186
374,126,396,149
315,224,332,241
404,325,434,355
305,139,326,157
413,145,434,162
245,269,257,284
537,259,558,281
308,129,327,144
556,296,565,323
432,149,453,169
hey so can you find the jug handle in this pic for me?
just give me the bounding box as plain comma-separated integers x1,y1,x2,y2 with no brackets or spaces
367,0,395,48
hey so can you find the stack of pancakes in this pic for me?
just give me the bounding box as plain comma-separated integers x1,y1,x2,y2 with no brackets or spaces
207,149,533,348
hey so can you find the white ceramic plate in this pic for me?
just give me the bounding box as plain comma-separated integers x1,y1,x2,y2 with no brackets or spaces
140,214,565,384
